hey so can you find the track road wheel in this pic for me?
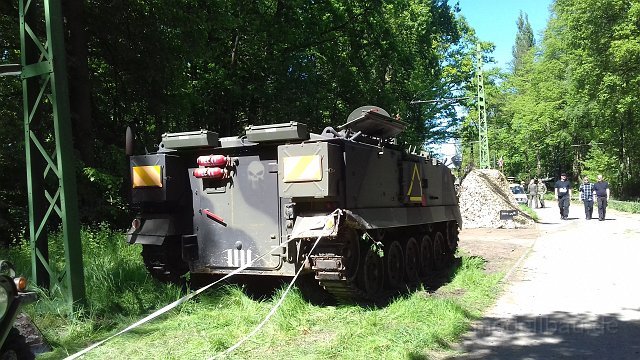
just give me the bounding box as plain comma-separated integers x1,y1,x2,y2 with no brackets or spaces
433,231,451,271
448,221,459,255
385,241,404,289
419,234,434,278
404,237,420,284
359,248,384,297
340,227,360,281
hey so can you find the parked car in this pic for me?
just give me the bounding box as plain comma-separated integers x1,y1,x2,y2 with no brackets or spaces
509,184,528,205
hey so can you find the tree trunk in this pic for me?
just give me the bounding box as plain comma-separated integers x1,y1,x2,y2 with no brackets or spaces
619,110,626,196
63,0,94,165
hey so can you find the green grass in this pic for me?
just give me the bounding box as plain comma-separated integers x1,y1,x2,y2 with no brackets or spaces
1,225,184,359
519,204,539,221
609,200,640,214
82,257,499,360
3,228,502,359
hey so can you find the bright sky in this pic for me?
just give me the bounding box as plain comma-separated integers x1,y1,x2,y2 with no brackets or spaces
456,0,554,70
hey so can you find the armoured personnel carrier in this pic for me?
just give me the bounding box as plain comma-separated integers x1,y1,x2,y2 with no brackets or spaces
126,106,461,302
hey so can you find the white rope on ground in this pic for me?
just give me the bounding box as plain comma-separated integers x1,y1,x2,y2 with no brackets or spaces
63,209,341,360
64,245,276,360
209,235,322,359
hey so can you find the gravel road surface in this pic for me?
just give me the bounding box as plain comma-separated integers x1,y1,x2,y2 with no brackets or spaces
456,201,640,359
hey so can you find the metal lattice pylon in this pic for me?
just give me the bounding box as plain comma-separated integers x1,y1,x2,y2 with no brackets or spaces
476,44,489,169
19,0,85,307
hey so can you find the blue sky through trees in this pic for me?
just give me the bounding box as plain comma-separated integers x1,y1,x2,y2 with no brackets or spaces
456,0,553,70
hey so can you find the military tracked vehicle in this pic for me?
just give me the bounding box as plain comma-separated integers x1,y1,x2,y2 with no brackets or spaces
126,106,461,302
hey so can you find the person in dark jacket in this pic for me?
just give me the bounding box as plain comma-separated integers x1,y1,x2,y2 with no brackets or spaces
555,173,571,220
592,174,610,221
579,176,594,220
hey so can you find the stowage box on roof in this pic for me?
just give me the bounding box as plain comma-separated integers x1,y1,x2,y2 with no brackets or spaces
245,122,309,142
160,130,219,149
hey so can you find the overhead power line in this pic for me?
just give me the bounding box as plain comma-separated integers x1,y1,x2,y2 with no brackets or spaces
409,96,470,104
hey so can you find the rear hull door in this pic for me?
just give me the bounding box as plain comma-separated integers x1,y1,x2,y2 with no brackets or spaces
189,154,283,272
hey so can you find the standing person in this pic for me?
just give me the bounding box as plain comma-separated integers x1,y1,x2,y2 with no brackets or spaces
579,176,594,220
527,179,539,208
593,174,610,221
555,173,571,220
537,180,547,208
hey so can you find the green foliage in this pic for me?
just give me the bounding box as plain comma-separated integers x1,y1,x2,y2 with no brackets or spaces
80,162,129,229
0,39,25,246
0,0,477,241
609,200,640,214
486,0,640,200
580,146,618,187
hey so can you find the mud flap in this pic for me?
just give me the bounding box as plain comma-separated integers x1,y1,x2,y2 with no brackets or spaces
290,211,341,241
289,209,375,242
126,215,181,245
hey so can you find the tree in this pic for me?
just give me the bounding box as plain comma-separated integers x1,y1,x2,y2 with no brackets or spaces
511,11,535,73
0,0,478,242
0,1,27,245
490,0,640,198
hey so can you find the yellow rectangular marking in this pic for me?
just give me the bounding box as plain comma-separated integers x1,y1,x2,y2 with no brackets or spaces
132,165,163,188
283,155,322,182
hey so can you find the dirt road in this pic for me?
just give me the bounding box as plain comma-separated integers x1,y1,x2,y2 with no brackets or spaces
455,201,640,359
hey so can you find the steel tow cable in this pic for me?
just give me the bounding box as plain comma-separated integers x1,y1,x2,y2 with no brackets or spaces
64,209,340,359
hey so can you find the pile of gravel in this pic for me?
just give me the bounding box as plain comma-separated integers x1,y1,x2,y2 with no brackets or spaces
458,169,535,229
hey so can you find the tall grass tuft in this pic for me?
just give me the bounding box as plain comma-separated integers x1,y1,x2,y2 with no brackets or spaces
519,204,539,221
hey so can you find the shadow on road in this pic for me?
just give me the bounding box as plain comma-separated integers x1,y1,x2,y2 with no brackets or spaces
536,217,617,224
454,311,640,359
